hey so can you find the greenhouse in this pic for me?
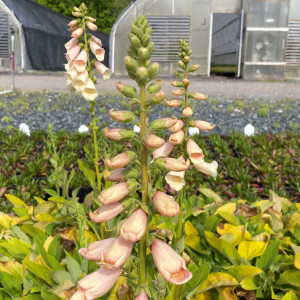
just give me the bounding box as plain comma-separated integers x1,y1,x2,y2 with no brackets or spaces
110,0,300,80
0,0,109,71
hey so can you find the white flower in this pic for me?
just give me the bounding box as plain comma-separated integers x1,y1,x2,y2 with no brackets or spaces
19,123,30,136
244,124,255,136
188,127,199,136
165,171,186,191
78,125,89,133
133,125,140,133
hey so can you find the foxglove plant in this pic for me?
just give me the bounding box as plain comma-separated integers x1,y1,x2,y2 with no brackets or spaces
70,12,218,300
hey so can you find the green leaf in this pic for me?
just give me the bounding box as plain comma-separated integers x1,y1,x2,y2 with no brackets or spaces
5,194,27,208
47,254,65,271
48,236,62,260
23,255,53,285
21,224,46,241
227,265,263,282
256,239,279,270
53,270,74,285
0,271,22,293
48,196,72,205
21,294,44,300
11,225,32,244
204,215,222,232
65,253,82,283
41,290,63,300
78,159,96,188
282,291,298,300
240,275,262,290
205,231,241,264
276,270,300,288
185,262,210,299
199,188,223,203
0,237,31,257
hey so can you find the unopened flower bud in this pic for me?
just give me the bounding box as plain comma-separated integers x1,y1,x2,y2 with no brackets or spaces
89,204,124,223
169,119,184,133
147,41,155,55
72,11,81,17
183,78,190,85
178,60,186,69
188,64,199,72
88,17,96,22
87,21,98,31
170,81,184,87
152,142,174,159
145,134,165,149
117,82,137,98
71,27,83,38
146,91,166,107
183,106,193,117
154,157,190,172
135,291,148,300
105,151,136,169
147,79,162,94
128,33,142,49
68,26,78,33
73,6,80,12
141,34,150,47
183,56,190,63
189,92,208,101
166,100,182,107
109,109,135,124
68,20,78,27
190,120,215,131
172,89,184,96
147,62,159,80
124,56,138,73
138,47,150,63
91,35,102,46
104,127,135,141
136,66,148,85
169,129,184,145
131,24,143,38
151,118,177,130
153,191,179,217
127,46,138,59
174,69,184,78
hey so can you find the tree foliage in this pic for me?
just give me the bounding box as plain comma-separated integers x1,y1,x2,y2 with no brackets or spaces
33,0,133,34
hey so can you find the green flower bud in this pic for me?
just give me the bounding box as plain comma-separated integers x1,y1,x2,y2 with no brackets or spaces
147,79,162,94
145,91,166,107
183,56,190,63
151,117,177,130
127,46,138,59
188,64,200,72
136,66,148,85
170,80,184,87
109,109,135,124
178,60,186,70
131,24,143,38
174,69,184,78
147,62,159,80
189,119,196,127
117,82,137,98
145,27,152,35
121,197,135,210
138,47,150,64
128,98,140,107
147,42,155,55
154,158,166,170
127,70,137,80
124,56,138,73
119,129,135,140
145,58,152,67
127,179,138,193
183,78,190,86
141,34,150,47
188,92,208,101
128,33,141,49
123,168,140,180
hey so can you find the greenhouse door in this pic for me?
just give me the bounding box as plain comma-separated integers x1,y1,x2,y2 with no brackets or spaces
208,11,244,77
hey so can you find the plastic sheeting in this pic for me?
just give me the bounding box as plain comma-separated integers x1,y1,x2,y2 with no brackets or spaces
3,0,109,70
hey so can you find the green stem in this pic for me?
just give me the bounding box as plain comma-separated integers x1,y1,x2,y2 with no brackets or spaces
138,84,148,285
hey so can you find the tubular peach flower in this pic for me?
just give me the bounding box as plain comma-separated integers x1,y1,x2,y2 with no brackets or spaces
151,118,177,130
76,268,122,300
65,68,79,84
120,208,147,242
88,17,97,22
79,238,115,261
74,49,88,73
186,138,204,165
68,26,78,32
135,291,148,300
91,35,102,46
89,203,124,223
154,157,190,172
104,168,139,182
68,20,78,27
169,130,184,145
172,89,184,96
73,70,88,92
165,171,186,192
109,109,135,124
99,236,133,269
105,151,136,169
152,238,192,284
95,61,111,80
72,11,81,17
153,191,179,217
104,127,134,141
90,41,105,61
169,119,184,133
65,44,81,62
189,92,208,101
166,99,182,107
192,120,216,131
194,160,218,179
145,134,165,149
152,142,174,159
183,106,193,117
98,180,136,204
87,21,98,31
82,78,99,101
65,37,78,51
72,27,84,38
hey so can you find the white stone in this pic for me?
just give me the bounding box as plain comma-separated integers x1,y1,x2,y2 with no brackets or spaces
133,124,140,133
19,123,30,136
78,125,89,133
188,127,200,136
244,124,255,136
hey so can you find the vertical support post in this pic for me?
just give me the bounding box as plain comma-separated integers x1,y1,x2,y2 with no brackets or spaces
237,9,244,78
10,28,15,91
207,13,213,77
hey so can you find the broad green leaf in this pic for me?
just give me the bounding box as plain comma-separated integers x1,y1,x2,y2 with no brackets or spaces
48,196,72,205
286,213,300,235
199,188,223,203
0,271,22,293
52,280,76,299
0,213,12,229
217,211,238,226
47,254,65,271
78,159,96,188
256,239,279,270
5,194,27,208
238,240,267,260
35,213,56,222
11,225,32,244
193,272,238,295
227,265,263,282
240,275,262,290
53,270,74,285
23,255,53,285
21,224,46,241
205,231,241,265
276,270,300,288
294,252,300,269
0,261,22,281
21,294,44,300
185,263,210,299
41,290,63,300
282,291,298,300
34,196,46,204
185,221,202,253
34,201,56,215
13,207,29,218
0,237,31,257
255,200,274,213
204,215,222,232
65,254,82,283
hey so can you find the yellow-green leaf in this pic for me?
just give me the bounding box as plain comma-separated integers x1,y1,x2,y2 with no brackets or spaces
0,261,22,280
216,286,237,300
286,213,300,235
194,291,211,300
240,275,262,290
294,252,300,269
296,203,300,214
0,237,31,256
194,272,238,294
5,194,27,208
227,265,263,282
217,224,250,246
238,240,267,260
199,188,223,203
215,203,236,215
35,213,56,222
108,276,127,300
185,221,202,253
282,291,298,300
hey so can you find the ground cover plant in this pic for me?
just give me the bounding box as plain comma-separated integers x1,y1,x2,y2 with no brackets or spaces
0,4,300,300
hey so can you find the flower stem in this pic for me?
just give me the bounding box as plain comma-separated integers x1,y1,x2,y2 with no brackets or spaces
138,84,148,285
